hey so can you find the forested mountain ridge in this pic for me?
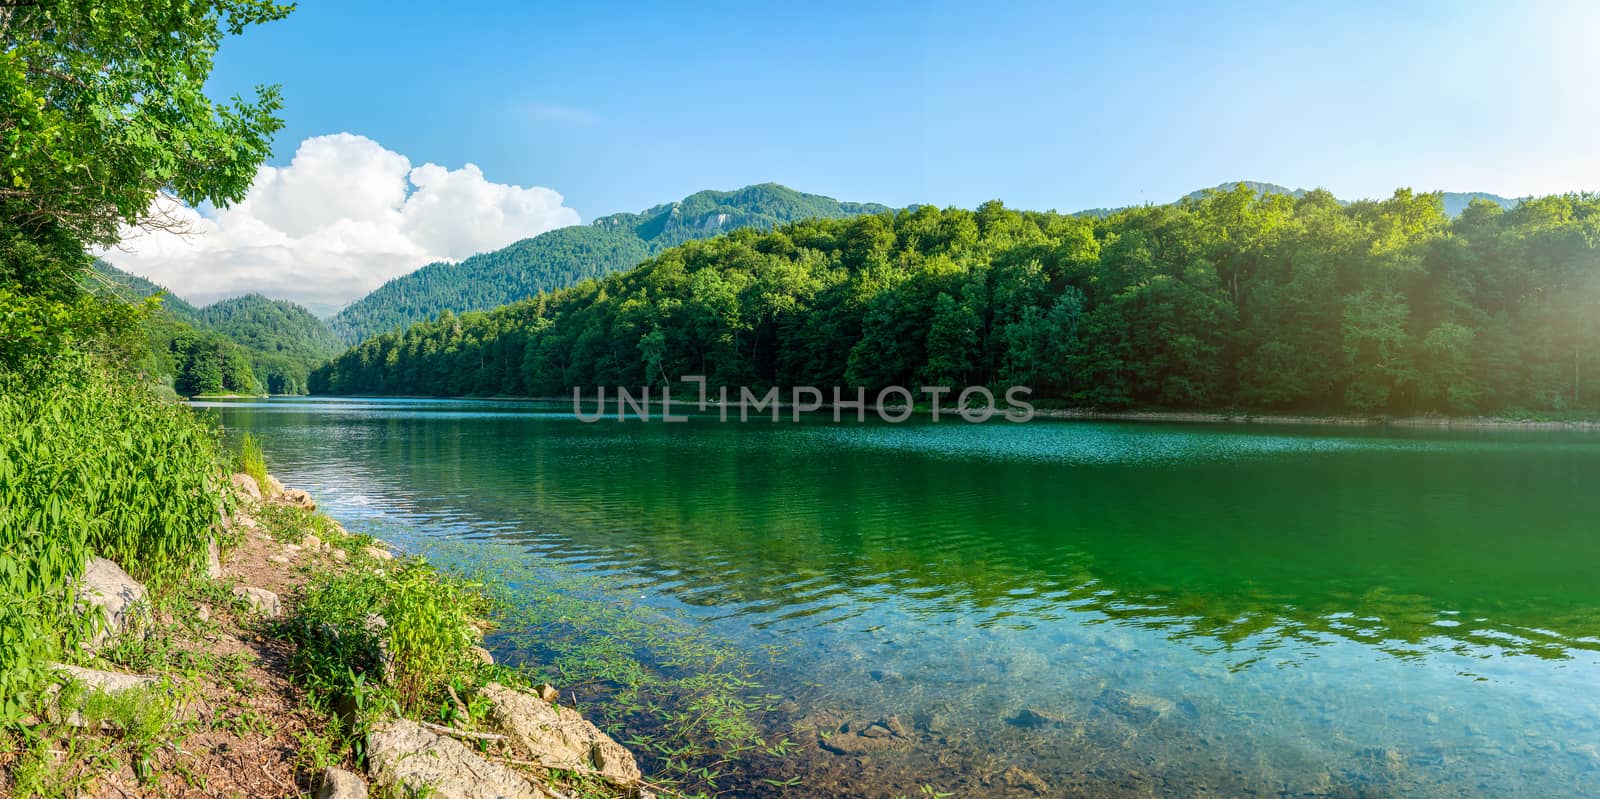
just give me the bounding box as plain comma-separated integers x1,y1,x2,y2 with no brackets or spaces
311,186,1600,417
196,294,342,393
90,263,337,395
326,183,891,345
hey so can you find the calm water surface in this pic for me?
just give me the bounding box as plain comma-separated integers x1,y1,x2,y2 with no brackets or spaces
199,397,1600,797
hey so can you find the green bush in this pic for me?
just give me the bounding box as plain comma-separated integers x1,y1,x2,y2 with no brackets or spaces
0,355,224,720
287,560,485,714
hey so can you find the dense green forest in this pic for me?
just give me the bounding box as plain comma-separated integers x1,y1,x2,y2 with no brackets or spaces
311,186,1599,415
196,294,340,393
327,183,890,345
92,263,337,395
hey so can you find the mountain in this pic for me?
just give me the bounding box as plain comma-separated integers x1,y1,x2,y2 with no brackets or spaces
196,294,341,394
1177,181,1521,217
90,261,200,322
328,183,891,345
91,262,337,394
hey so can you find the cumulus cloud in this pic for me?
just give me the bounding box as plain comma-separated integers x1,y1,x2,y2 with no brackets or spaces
99,133,580,315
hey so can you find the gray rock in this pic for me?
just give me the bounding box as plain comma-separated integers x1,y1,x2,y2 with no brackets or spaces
282,488,316,510
469,646,494,666
302,534,323,550
316,767,368,799
363,545,395,561
53,663,157,694
232,586,283,619
267,474,285,497
230,472,263,502
481,682,641,785
207,538,223,579
367,718,544,799
77,557,146,647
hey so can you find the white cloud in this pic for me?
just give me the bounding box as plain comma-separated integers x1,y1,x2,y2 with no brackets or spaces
99,133,581,315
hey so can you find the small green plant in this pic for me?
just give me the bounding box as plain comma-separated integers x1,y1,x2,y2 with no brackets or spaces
236,432,270,495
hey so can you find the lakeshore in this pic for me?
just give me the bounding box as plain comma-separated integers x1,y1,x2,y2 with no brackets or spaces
0,472,658,799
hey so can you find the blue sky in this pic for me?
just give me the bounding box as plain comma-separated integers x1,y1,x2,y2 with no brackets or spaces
206,0,1600,218
108,0,1600,310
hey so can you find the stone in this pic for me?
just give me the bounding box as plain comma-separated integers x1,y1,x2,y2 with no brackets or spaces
469,646,494,666
481,682,641,785
206,538,223,579
817,718,910,755
282,488,316,510
367,718,544,799
77,557,147,647
1001,766,1051,795
267,475,285,497
230,473,263,502
1007,707,1065,729
534,682,559,703
302,534,323,550
316,767,368,799
54,663,157,694
233,586,283,619
196,604,212,623
331,548,348,562
364,546,395,561
268,554,291,566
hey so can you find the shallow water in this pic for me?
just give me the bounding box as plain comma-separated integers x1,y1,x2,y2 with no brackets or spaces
201,397,1600,797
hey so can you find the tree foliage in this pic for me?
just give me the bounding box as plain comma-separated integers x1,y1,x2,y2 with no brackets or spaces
314,187,1600,416
327,183,890,346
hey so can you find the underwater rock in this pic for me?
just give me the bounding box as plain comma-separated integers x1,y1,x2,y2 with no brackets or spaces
1007,707,1065,729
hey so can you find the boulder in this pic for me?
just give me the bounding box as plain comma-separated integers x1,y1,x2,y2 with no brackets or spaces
77,557,146,647
367,718,545,799
302,533,323,550
481,682,641,785
45,664,161,728
469,646,494,666
233,586,283,619
364,545,395,561
316,767,368,799
267,474,285,497
54,663,157,695
282,488,316,510
533,683,558,703
230,472,263,502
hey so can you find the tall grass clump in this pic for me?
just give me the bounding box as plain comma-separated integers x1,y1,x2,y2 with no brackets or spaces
287,560,487,714
0,354,224,720
236,432,269,495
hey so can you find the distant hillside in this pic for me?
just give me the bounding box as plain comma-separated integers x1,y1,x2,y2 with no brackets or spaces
90,261,200,322
328,183,891,345
1178,181,1521,217
91,263,337,394
196,294,341,394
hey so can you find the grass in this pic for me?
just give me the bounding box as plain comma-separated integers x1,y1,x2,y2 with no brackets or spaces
0,354,224,722
237,432,270,496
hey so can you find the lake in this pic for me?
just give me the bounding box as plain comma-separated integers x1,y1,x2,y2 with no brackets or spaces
199,397,1600,797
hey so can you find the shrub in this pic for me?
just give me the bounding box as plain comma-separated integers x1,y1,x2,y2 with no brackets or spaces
0,355,224,720
287,560,486,714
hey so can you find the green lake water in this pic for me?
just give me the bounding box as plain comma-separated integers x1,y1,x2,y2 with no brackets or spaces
200,397,1600,797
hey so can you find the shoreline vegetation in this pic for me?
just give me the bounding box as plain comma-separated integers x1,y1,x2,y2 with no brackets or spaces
0,450,681,798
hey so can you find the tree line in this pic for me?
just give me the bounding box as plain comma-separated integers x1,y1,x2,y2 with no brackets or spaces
310,186,1600,416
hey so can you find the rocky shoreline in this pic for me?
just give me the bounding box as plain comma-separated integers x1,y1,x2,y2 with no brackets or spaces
17,473,655,799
